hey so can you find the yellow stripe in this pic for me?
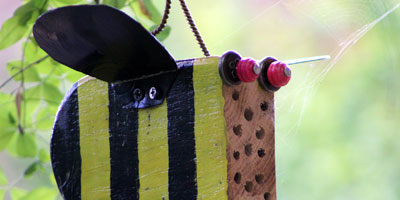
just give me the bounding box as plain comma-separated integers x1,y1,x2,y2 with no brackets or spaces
193,57,228,199
78,78,111,200
138,104,169,200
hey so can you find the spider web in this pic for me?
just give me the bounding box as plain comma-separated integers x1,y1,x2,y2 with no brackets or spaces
206,0,400,135
281,0,400,134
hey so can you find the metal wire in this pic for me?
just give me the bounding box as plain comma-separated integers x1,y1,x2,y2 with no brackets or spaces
151,0,210,56
178,0,210,56
151,0,172,36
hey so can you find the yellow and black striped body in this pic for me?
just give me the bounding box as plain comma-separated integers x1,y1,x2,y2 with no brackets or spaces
52,57,229,200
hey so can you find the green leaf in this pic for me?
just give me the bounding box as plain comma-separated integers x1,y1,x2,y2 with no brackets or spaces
21,99,40,128
50,59,70,76
45,59,84,82
14,2,36,18
20,187,58,200
0,111,17,151
65,70,85,83
16,133,37,158
36,106,57,130
49,173,57,186
130,0,161,24
31,57,71,81
104,0,126,9
50,0,85,8
24,82,63,105
28,10,41,25
154,25,171,42
45,76,61,87
8,112,16,125
0,15,29,50
38,164,46,174
54,0,84,4
0,92,13,105
0,127,16,151
7,135,18,157
34,58,59,75
25,40,47,63
24,85,42,103
11,188,27,200
39,149,50,163
24,161,39,178
42,83,63,105
14,2,38,25
0,0,49,50
7,60,41,82
14,0,48,25
31,0,49,9
15,0,47,17
0,166,7,186
141,0,161,23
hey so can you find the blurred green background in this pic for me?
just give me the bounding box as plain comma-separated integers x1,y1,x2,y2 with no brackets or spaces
0,0,400,199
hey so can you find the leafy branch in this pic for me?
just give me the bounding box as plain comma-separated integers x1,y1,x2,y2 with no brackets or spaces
0,56,49,89
0,0,169,199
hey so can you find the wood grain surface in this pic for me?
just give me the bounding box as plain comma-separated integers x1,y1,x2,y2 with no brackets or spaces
223,82,276,200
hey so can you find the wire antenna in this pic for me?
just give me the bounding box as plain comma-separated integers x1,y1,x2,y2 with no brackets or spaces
283,55,331,65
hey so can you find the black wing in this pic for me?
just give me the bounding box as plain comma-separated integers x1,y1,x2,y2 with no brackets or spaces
33,5,177,82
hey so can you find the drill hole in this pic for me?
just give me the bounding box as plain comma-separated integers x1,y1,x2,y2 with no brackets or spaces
258,148,265,158
255,174,264,184
234,172,241,184
260,101,268,111
264,192,271,200
256,127,265,139
233,151,240,160
245,144,252,156
244,108,253,121
244,181,253,192
232,90,239,101
233,125,242,136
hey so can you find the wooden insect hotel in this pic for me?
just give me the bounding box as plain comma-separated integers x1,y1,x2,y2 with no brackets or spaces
31,4,317,200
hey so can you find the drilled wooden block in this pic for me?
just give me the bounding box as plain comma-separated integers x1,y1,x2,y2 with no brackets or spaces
224,83,276,200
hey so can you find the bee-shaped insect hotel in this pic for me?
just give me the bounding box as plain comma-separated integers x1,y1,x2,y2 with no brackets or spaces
34,4,328,200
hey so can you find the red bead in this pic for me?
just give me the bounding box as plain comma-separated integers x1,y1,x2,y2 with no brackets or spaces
267,61,291,87
236,58,259,82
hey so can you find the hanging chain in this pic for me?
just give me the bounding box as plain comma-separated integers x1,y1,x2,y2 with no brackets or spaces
151,0,171,35
151,0,210,57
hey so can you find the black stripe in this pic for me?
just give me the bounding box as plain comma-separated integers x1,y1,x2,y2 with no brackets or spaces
51,82,82,200
108,83,140,200
167,62,198,200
